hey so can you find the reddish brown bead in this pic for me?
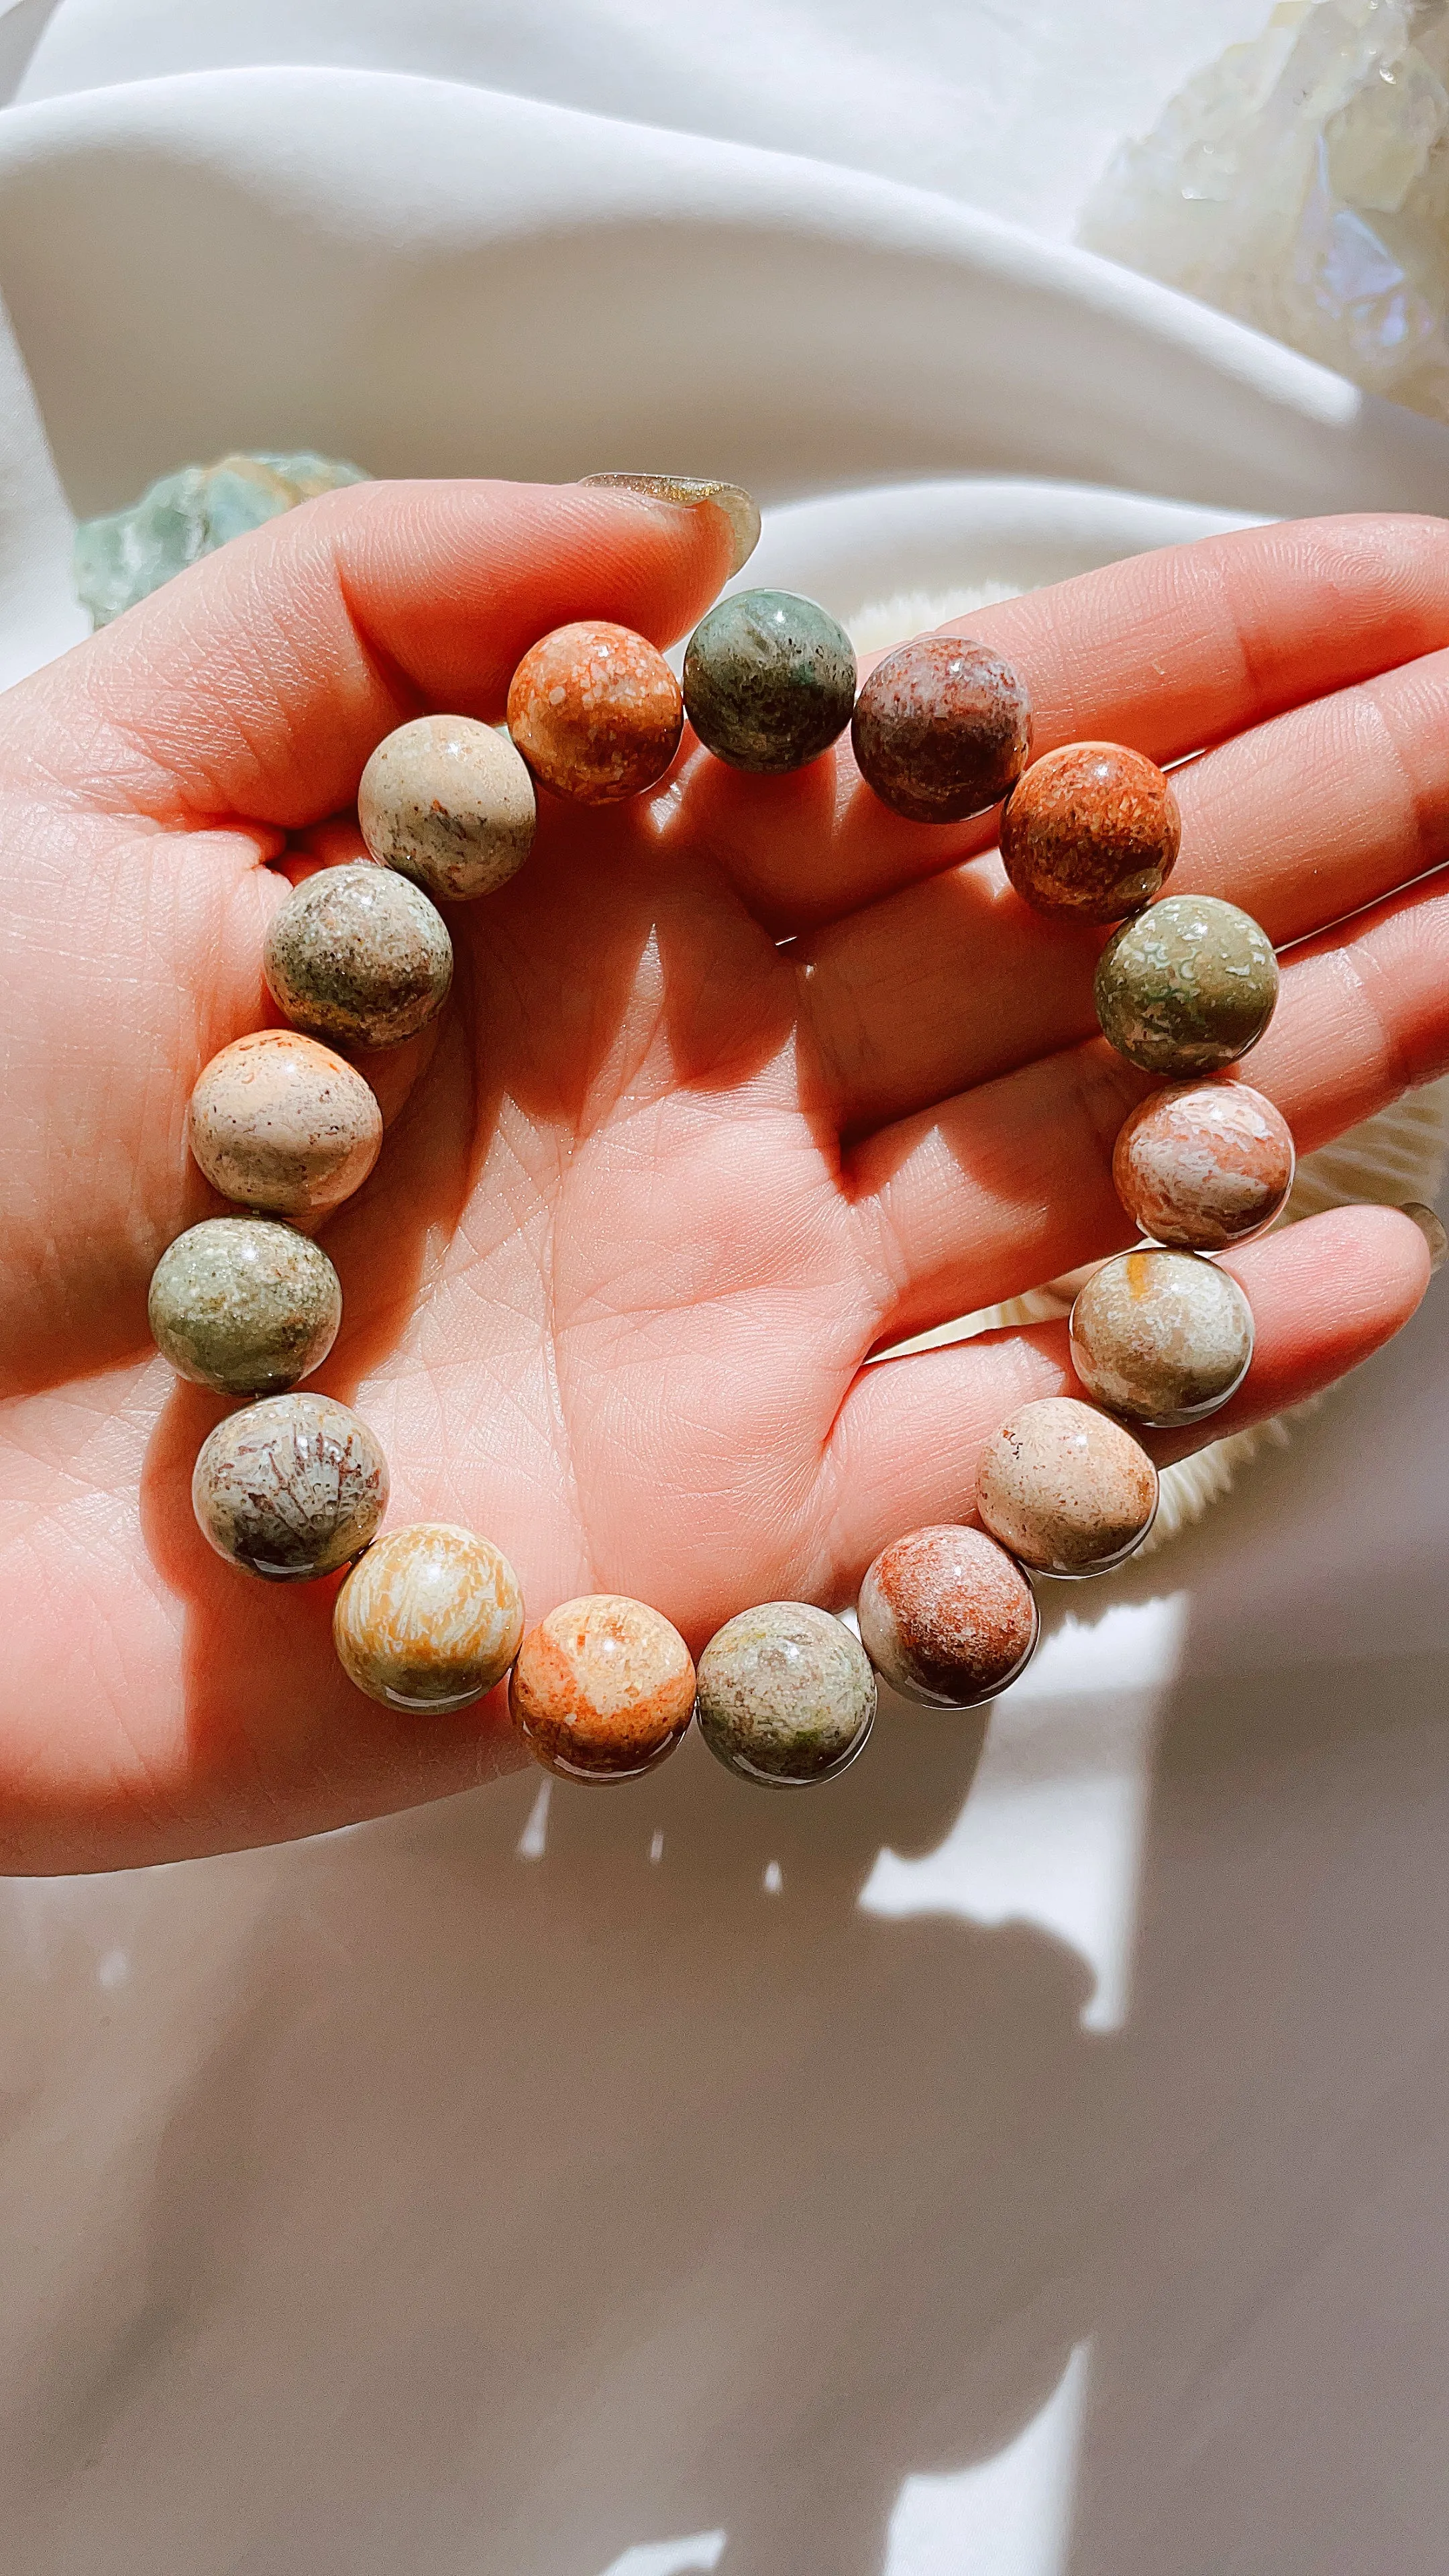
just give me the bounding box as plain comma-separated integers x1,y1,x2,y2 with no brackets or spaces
857,1524,1039,1707
510,1594,696,1782
1000,741,1180,922
851,637,1032,824
1114,1080,1295,1251
506,621,684,805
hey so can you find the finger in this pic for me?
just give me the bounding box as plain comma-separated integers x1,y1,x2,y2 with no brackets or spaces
825,1206,1429,1580
805,635,1449,1134
850,867,1449,1346
3,476,736,824
680,513,1449,930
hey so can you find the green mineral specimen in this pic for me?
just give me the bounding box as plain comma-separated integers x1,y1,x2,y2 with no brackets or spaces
74,450,370,627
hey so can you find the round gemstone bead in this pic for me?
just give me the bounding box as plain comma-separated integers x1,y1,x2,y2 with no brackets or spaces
506,622,683,804
694,1602,875,1787
1070,1248,1253,1428
1095,894,1279,1075
509,1595,695,1782
192,1392,388,1582
148,1215,341,1397
1000,741,1180,922
189,1029,382,1219
358,714,536,902
976,1396,1158,1578
851,637,1032,823
1114,1081,1295,1251
333,1523,525,1713
857,1524,1039,1707
683,590,857,774
262,862,452,1052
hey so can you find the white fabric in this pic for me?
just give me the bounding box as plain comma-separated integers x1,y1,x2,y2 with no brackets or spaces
1,8,1448,2573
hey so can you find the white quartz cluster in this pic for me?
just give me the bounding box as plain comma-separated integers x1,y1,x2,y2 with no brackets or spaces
1079,0,1449,419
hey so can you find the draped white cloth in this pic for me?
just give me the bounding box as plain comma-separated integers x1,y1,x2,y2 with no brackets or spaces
2,7,1449,2573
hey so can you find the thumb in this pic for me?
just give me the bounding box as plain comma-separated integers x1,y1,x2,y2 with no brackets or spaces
5,476,743,824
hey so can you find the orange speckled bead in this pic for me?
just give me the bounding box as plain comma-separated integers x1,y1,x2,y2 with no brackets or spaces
506,621,684,805
333,1523,525,1713
510,1594,696,1782
1000,741,1180,922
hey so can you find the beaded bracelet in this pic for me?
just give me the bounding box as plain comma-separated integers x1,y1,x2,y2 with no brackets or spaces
149,571,1290,1792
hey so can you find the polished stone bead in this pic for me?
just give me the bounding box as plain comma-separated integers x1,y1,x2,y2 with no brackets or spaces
1095,893,1279,1075
695,1601,875,1786
851,637,1032,823
263,863,452,1053
976,1395,1158,1578
333,1523,525,1712
506,622,684,804
358,715,537,902
1070,1248,1254,1428
510,1595,696,1782
192,1392,388,1582
189,1029,382,1219
1000,741,1180,921
857,1523,1039,1707
683,590,857,774
1114,1081,1295,1251
148,1216,341,1397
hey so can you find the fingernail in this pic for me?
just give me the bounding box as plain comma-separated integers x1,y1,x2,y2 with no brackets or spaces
580,472,761,576
1398,1201,1448,1271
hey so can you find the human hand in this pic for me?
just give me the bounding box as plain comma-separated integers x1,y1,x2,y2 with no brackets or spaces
1,484,1442,1870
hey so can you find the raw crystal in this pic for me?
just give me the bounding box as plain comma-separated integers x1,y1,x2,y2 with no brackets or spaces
1079,0,1449,421
73,450,369,627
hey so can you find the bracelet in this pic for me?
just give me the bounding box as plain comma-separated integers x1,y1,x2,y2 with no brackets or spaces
148,573,1288,1794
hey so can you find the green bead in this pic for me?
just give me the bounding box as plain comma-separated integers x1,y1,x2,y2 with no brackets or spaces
683,590,857,773
1095,894,1279,1076
695,1601,875,1786
149,1216,341,1397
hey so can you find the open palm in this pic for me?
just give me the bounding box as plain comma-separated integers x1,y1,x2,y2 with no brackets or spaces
1,480,1444,1872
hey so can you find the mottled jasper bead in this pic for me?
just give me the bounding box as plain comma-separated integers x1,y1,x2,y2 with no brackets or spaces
857,1525,1039,1708
851,637,1032,824
695,1602,875,1787
510,1595,696,1782
976,1396,1158,1578
263,863,452,1051
683,590,857,774
1070,1248,1254,1428
148,1216,341,1397
189,1030,382,1219
1095,894,1279,1075
333,1523,524,1712
192,1392,388,1582
506,622,684,805
1000,742,1180,922
1114,1081,1295,1251
358,714,536,902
